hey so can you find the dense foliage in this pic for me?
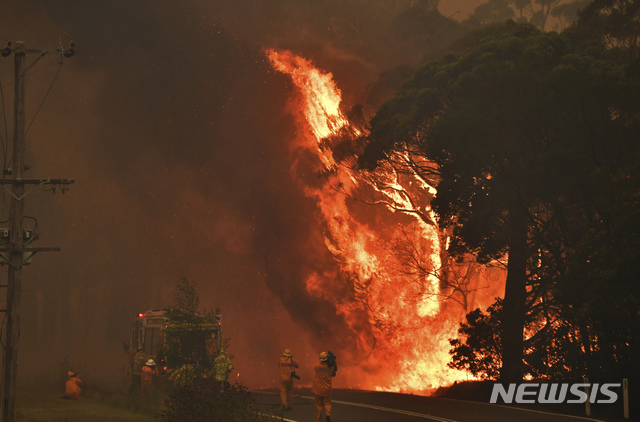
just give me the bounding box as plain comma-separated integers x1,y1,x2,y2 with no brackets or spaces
165,278,201,323
360,2,640,383
464,0,592,31
448,300,503,380
160,278,224,370
160,380,272,422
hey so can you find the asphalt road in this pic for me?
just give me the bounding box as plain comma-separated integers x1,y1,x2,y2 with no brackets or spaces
252,389,630,422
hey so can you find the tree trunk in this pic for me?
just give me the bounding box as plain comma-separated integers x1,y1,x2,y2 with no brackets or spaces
500,205,528,382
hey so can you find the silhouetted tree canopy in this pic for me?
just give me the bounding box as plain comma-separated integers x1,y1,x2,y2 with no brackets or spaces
448,299,503,380
360,16,640,382
464,0,592,31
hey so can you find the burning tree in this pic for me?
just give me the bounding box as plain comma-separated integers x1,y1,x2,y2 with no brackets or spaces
267,49,503,391
360,19,640,383
266,1,640,387
352,154,498,313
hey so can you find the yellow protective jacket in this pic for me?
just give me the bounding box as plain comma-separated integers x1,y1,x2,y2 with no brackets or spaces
169,364,198,386
279,356,299,382
214,353,233,382
312,362,336,397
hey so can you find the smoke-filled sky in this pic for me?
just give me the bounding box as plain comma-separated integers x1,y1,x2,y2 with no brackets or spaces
0,0,486,390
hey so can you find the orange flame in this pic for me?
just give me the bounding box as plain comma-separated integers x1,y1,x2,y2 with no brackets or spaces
268,50,350,143
267,49,503,393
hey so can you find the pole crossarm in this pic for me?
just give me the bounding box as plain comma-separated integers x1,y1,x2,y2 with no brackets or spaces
0,178,74,201
0,247,61,270
0,247,60,252
0,178,74,185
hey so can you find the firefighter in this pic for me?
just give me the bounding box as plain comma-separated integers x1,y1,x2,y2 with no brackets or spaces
62,371,82,400
132,346,149,390
141,359,157,391
312,352,336,422
214,348,233,391
278,349,299,411
169,358,198,387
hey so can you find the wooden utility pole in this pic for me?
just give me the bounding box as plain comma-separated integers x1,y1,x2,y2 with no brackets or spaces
0,41,74,422
1,40,26,422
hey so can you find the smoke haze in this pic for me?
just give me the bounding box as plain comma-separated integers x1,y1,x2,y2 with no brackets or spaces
0,0,479,390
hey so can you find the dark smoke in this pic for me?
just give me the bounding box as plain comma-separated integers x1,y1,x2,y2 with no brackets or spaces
0,0,469,390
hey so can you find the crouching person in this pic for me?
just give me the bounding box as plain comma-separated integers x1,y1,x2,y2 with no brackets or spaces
62,371,82,400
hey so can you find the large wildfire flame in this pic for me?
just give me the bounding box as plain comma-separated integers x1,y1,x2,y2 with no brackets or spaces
267,50,503,393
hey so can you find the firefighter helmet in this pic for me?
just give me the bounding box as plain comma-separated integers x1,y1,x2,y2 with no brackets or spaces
146,359,156,366
319,351,328,361
283,349,292,357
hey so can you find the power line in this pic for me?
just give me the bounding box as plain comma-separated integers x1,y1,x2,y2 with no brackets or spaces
25,62,62,136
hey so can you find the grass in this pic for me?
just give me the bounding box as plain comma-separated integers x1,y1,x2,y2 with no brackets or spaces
14,378,272,422
15,390,161,422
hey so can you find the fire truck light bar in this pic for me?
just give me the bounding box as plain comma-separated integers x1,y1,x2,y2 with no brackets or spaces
138,313,146,318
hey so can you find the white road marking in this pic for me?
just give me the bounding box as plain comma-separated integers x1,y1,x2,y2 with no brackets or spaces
253,391,608,422
437,397,608,422
301,396,458,422
260,413,298,422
